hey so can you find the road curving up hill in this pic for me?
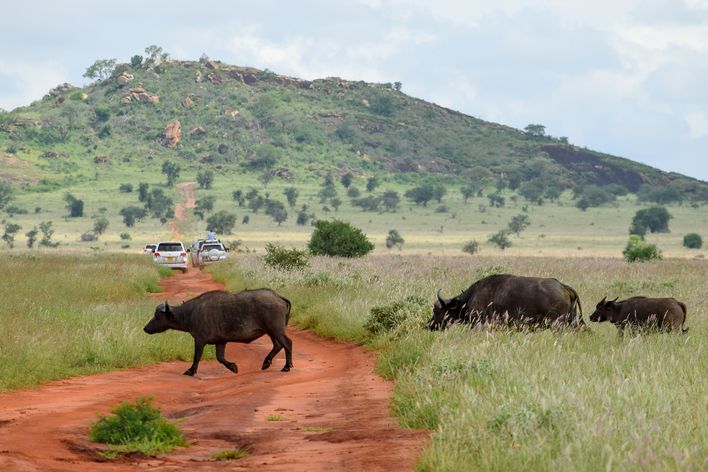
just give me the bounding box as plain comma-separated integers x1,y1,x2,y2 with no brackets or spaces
0,267,427,471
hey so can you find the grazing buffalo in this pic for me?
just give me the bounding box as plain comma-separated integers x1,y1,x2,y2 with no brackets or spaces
589,296,688,334
144,288,293,376
428,274,584,330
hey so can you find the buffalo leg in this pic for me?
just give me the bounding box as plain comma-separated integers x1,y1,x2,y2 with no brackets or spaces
184,339,205,376
275,333,293,372
216,343,238,374
261,335,283,370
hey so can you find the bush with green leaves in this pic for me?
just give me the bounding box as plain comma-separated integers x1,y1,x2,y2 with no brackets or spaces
89,397,186,458
623,234,662,262
385,229,404,249
462,240,480,255
63,193,84,217
364,296,428,336
263,243,310,271
308,219,374,257
683,233,702,249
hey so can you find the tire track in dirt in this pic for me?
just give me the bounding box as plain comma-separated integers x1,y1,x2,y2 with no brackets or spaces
168,182,196,240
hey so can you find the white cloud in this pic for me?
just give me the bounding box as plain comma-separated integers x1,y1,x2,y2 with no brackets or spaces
684,111,708,138
0,60,67,111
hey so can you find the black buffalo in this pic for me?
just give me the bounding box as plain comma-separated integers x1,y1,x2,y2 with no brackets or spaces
589,296,688,334
428,274,584,330
144,288,293,376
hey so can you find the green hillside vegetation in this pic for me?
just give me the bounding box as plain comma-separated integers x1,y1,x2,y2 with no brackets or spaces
0,48,707,255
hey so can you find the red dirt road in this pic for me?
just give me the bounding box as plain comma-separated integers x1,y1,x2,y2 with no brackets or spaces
0,268,427,471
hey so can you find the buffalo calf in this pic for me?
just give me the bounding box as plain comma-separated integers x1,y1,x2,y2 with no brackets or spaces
590,296,687,334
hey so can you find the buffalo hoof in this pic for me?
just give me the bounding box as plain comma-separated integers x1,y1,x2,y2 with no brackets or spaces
261,360,271,370
281,365,292,372
226,362,238,374
183,369,196,376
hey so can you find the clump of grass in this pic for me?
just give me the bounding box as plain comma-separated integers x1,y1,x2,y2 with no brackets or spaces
266,414,286,421
89,397,186,458
211,448,249,461
364,295,428,335
302,425,333,433
156,265,175,277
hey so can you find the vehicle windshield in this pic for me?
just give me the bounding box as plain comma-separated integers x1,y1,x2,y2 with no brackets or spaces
157,243,183,252
202,244,223,251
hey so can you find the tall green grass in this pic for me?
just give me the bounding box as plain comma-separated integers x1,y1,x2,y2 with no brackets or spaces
0,253,195,391
208,254,707,471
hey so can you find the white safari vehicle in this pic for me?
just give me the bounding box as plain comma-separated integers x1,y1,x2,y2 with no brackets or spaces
194,240,228,267
153,241,188,272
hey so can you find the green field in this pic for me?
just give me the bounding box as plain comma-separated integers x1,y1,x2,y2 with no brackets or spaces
4,168,708,259
0,253,198,391
208,254,707,471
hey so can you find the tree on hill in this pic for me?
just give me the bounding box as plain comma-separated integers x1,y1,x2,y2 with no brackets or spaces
161,161,181,187
487,192,505,208
83,59,117,82
92,215,109,235
489,230,512,250
460,185,477,203
340,172,353,188
366,176,380,192
194,196,216,220
284,187,299,207
432,185,447,203
138,183,149,202
63,193,84,218
25,227,38,248
206,210,237,234
196,170,214,189
381,191,400,212
629,207,672,237
508,214,530,236
2,223,21,248
405,184,434,206
524,124,546,138
0,182,15,210
144,45,169,64
120,206,147,227
145,189,174,220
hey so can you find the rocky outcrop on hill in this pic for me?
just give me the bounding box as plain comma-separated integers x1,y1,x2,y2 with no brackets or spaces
116,72,134,84
48,83,75,96
120,87,160,104
162,120,181,147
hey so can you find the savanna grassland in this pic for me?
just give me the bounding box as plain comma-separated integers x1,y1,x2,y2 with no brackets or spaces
208,254,707,471
0,253,197,391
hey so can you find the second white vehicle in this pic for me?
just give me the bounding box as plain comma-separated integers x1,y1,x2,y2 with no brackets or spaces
153,241,188,272
196,240,228,267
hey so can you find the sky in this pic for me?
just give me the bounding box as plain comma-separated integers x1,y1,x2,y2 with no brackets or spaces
1,0,707,180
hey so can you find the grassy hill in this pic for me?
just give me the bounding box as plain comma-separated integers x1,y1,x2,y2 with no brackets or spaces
1,56,707,194
0,55,707,256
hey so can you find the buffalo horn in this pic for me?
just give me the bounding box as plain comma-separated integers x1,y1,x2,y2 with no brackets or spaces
436,289,446,307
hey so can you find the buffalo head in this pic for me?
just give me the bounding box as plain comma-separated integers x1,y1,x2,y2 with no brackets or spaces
144,301,175,334
427,289,462,331
589,296,618,323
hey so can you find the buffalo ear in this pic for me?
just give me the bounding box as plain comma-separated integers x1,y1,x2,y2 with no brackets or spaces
164,300,170,313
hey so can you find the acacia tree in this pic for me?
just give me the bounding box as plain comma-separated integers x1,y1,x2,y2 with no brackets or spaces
196,170,214,189
283,187,299,207
2,223,21,248
161,161,181,187
508,214,530,236
83,59,117,82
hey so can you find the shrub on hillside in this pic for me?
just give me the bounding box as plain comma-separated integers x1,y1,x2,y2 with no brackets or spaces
385,229,404,250
623,235,662,262
462,240,480,255
308,219,374,257
263,243,310,271
365,296,428,336
683,233,702,249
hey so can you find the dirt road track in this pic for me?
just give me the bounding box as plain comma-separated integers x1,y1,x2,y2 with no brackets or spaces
0,268,427,471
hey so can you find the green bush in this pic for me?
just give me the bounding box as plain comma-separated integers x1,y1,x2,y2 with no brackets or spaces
623,234,662,262
462,240,479,255
308,219,374,257
89,397,186,458
683,233,702,249
263,243,309,271
365,296,428,335
629,206,672,236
